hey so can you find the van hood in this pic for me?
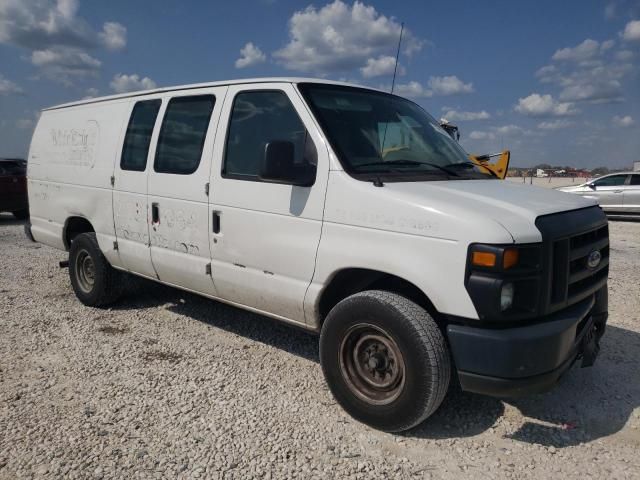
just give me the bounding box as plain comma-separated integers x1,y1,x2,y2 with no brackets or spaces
381,179,597,243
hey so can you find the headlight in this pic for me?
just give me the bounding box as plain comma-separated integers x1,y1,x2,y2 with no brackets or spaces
500,282,514,311
465,243,542,321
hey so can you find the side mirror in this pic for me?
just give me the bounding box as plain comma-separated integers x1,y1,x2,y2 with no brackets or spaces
260,140,316,187
588,183,596,190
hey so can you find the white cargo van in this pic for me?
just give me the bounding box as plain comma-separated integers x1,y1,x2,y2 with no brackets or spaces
26,78,609,432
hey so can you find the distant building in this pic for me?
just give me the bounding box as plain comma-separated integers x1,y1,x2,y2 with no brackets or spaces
634,161,640,172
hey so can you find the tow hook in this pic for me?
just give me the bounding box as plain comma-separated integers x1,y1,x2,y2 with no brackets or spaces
59,260,69,269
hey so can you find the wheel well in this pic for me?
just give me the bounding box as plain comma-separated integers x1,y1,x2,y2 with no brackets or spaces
63,217,95,250
318,268,440,325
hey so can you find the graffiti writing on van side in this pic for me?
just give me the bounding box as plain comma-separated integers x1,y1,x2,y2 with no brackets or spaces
115,199,202,256
49,120,100,168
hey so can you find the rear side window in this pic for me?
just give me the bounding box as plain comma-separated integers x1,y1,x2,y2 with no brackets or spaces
121,100,161,171
223,91,308,179
630,175,640,186
593,175,627,187
154,95,215,175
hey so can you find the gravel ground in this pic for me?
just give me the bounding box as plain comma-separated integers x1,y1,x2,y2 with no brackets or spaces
1,213,639,479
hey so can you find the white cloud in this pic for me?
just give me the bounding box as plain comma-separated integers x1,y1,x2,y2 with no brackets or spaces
110,73,157,93
558,80,623,103
83,87,99,99
494,124,524,136
0,0,95,50
600,39,615,52
535,64,557,82
392,81,431,98
389,75,474,98
616,49,634,61
441,109,490,121
99,22,126,51
428,75,474,95
622,20,640,41
552,39,600,62
0,74,23,95
360,55,404,78
16,110,39,129
468,124,531,141
537,119,574,129
469,131,493,140
0,0,127,84
16,118,34,129
235,42,266,69
612,115,635,127
273,0,423,74
515,93,577,117
31,46,101,84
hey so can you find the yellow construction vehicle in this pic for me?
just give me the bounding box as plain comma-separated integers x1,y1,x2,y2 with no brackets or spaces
440,121,510,179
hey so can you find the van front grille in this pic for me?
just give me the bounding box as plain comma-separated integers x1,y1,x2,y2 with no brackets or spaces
536,207,609,314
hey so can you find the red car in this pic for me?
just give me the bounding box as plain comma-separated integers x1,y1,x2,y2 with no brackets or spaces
0,158,29,219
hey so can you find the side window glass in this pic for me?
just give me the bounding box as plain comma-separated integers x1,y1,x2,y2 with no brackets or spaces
154,95,215,175
223,91,310,179
120,100,161,171
593,175,626,187
630,175,640,186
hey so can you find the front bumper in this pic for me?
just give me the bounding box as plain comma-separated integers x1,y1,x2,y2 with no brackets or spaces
447,288,607,397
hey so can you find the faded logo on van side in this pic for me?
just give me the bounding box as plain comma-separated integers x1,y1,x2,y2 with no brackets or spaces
49,120,100,168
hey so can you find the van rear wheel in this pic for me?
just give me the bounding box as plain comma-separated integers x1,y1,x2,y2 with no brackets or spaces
69,233,122,307
320,290,450,432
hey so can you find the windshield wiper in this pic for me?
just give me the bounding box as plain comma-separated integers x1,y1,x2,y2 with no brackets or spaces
356,159,459,176
447,161,498,178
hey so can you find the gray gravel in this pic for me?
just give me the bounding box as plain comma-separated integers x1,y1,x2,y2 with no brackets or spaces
1,213,639,479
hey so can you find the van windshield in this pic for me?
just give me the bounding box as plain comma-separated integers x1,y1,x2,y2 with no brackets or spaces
298,83,493,182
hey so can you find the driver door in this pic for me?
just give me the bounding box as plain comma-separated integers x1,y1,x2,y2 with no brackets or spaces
207,83,329,323
590,174,628,210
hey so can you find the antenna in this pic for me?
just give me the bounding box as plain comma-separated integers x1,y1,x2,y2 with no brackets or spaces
390,22,404,94
380,22,404,168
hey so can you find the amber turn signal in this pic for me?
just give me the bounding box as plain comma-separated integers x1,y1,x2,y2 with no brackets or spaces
503,248,519,269
472,251,496,268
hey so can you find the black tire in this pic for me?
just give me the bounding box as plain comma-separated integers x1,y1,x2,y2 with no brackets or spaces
13,209,29,220
320,290,450,432
68,233,122,307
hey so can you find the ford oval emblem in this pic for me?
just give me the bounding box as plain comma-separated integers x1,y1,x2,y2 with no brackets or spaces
587,250,602,269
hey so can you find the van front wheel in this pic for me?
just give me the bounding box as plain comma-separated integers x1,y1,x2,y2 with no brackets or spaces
69,233,122,307
320,290,450,432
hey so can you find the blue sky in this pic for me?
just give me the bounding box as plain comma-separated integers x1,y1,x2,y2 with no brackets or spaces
1,0,639,168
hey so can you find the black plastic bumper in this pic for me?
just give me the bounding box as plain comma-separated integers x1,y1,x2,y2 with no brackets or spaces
447,289,607,397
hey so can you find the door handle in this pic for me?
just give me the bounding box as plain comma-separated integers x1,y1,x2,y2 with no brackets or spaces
613,190,623,193
212,211,221,234
151,202,160,224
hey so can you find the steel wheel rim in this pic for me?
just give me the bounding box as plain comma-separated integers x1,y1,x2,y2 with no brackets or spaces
339,323,405,405
75,248,95,293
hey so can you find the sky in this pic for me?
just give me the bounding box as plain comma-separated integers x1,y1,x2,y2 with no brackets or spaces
1,0,639,168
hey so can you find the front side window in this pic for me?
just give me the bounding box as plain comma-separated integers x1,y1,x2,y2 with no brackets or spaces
154,95,215,175
223,91,309,179
298,83,492,182
121,100,161,171
629,174,640,186
593,175,627,187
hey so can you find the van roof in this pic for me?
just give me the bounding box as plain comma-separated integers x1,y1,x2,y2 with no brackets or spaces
43,77,384,111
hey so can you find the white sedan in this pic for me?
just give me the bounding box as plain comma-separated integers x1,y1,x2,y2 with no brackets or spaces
557,172,640,218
